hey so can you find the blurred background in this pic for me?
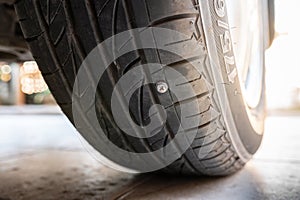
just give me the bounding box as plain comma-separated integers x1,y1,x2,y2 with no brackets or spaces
266,0,300,111
0,61,54,106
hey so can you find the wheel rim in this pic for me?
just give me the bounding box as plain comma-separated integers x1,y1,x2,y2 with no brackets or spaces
226,0,264,109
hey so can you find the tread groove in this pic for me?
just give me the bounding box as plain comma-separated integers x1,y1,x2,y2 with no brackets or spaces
150,13,199,27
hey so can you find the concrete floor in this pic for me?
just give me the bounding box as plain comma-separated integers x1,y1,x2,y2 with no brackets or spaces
0,107,300,200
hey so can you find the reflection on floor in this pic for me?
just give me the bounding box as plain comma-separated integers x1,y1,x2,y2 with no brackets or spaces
0,111,299,199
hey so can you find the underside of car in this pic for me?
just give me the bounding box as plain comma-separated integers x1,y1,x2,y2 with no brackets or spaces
0,2,32,62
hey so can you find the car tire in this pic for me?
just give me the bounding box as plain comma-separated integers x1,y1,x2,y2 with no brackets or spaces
15,0,265,175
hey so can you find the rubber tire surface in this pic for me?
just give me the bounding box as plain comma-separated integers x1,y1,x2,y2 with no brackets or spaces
15,0,265,175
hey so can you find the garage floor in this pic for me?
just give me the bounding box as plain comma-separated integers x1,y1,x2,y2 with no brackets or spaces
0,106,299,200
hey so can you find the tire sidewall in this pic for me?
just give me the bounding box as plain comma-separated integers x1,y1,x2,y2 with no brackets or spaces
199,0,265,160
